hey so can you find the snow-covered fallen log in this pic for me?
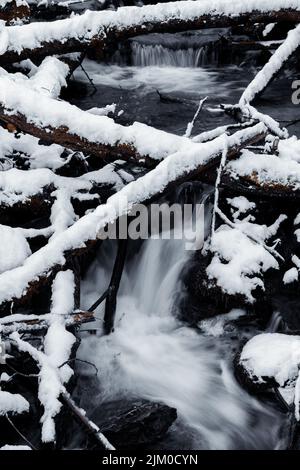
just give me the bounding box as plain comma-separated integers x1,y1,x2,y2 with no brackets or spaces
0,125,71,171
36,270,76,443
240,23,300,105
225,138,300,196
0,162,138,230
221,172,300,201
0,310,95,335
0,123,267,309
0,68,272,168
0,70,208,165
220,23,300,140
0,0,300,63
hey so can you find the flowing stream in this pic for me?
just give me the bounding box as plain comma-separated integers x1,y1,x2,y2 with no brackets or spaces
78,189,284,450
73,31,296,449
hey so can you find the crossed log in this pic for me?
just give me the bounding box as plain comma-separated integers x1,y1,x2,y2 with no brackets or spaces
0,0,296,312
0,122,267,312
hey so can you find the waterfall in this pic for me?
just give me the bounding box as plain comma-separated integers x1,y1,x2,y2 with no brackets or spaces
131,42,210,67
78,188,283,450
267,311,282,333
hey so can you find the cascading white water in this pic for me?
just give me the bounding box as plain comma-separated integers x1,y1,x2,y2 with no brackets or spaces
131,42,210,68
267,311,282,333
78,191,283,450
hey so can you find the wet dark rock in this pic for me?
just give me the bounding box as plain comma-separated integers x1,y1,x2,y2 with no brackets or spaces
181,251,273,326
90,399,177,449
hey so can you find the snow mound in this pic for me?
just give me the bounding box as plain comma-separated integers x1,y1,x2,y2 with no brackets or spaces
240,333,300,387
227,149,300,190
206,225,279,302
0,390,29,415
0,225,31,273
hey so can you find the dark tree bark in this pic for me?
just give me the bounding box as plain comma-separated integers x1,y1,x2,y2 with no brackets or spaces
0,0,30,25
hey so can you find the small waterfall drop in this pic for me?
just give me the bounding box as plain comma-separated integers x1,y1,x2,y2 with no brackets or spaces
267,311,282,333
131,42,210,67
79,188,283,450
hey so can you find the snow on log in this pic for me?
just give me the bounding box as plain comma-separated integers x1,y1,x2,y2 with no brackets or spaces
59,392,116,450
0,390,29,415
240,23,300,105
0,162,135,228
0,0,30,25
0,166,125,208
9,330,65,443
0,123,267,309
226,138,300,194
0,71,218,165
9,331,114,449
0,125,68,171
0,0,300,63
24,57,69,99
0,56,71,99
37,270,76,442
0,69,270,167
0,310,95,335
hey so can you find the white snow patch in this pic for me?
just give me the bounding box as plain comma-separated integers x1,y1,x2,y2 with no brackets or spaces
227,149,300,190
262,23,276,37
206,224,279,302
240,333,300,387
0,390,29,415
283,267,298,284
227,196,256,219
0,445,31,450
0,225,31,273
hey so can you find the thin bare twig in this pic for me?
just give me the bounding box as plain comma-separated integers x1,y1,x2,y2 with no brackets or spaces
5,414,37,450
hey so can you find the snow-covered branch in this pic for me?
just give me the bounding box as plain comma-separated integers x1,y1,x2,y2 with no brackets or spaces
0,123,267,308
240,23,300,106
0,0,300,63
